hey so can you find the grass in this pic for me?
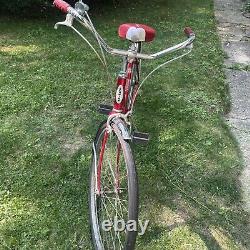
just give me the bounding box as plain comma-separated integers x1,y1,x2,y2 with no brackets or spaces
227,63,250,71
0,0,249,248
243,1,250,13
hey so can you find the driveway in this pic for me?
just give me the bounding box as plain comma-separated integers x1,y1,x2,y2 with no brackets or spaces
214,0,250,212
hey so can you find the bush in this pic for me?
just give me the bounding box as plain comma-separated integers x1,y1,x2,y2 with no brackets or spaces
0,0,53,17
0,0,118,18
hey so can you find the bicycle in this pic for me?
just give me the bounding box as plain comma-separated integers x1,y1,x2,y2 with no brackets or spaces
53,1,195,249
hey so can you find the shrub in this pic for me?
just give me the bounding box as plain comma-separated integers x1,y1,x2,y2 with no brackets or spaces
0,0,52,17
0,0,118,18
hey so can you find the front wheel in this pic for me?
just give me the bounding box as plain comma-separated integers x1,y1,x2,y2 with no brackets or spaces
89,120,138,250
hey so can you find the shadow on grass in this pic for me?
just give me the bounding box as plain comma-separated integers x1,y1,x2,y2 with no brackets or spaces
132,84,250,249
0,136,92,248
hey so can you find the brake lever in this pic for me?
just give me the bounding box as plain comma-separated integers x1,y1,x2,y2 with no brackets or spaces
54,13,74,29
185,35,195,49
186,43,193,49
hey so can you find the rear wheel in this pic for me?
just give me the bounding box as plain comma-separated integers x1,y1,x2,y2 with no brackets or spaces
89,120,138,250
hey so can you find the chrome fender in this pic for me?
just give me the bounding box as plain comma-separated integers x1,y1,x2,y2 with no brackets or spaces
112,117,131,141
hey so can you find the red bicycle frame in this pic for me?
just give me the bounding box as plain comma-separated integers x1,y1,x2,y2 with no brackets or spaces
96,55,140,194
52,0,194,195
113,60,139,113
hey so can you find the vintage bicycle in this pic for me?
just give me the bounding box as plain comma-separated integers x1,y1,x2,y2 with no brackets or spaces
53,1,195,249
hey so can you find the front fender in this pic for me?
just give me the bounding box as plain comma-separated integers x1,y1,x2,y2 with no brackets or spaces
112,117,131,141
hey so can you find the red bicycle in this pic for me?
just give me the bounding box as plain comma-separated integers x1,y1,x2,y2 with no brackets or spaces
53,1,195,249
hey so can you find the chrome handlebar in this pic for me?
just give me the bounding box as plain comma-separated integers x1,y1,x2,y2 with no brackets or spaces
106,37,195,60
54,5,195,60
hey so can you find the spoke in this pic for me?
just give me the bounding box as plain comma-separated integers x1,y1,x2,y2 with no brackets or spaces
104,195,128,215
102,193,124,219
117,231,124,250
100,197,116,249
103,157,115,188
94,129,130,249
116,199,126,250
101,193,126,249
105,147,116,182
103,196,127,203
116,194,128,217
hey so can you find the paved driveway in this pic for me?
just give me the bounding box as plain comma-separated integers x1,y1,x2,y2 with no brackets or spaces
214,0,250,212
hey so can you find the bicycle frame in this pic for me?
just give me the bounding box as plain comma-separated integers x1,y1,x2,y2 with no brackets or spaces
53,0,195,197
113,48,141,114
96,43,141,194
52,2,196,248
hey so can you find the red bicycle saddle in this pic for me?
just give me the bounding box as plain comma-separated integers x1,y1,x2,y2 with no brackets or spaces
118,23,156,42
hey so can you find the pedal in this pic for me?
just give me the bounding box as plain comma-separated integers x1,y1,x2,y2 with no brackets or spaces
132,131,150,144
99,104,113,115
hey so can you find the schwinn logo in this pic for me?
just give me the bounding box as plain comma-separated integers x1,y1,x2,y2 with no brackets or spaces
116,85,124,104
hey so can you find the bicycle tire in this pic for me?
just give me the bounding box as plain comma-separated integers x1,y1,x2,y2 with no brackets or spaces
89,120,138,250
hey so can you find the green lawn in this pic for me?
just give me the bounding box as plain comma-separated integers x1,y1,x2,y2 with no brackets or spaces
0,0,249,249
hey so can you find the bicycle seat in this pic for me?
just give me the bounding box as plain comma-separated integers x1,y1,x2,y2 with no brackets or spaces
118,23,156,43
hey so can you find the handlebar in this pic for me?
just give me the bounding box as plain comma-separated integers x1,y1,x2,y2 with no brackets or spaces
53,0,195,60
53,0,70,13
53,0,86,19
184,27,195,38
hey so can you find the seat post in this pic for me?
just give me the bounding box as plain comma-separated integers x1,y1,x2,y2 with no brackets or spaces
128,42,142,53
120,42,142,73
136,42,142,53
